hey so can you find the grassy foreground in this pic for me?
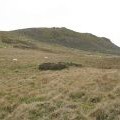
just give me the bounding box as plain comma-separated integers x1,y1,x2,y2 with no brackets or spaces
0,46,120,120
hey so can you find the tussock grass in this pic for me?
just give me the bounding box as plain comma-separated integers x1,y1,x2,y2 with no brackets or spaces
0,47,120,120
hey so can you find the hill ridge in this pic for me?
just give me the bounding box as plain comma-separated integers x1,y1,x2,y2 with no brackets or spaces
0,27,120,55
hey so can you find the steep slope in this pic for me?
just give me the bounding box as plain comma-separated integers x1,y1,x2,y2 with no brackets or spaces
0,27,120,54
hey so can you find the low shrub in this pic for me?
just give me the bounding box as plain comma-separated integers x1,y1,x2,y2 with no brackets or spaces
39,62,82,71
39,62,67,70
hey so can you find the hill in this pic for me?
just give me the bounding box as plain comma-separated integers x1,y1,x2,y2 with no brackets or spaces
0,27,120,120
0,27,120,54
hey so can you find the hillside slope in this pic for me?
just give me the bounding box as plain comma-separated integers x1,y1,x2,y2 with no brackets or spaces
0,27,120,54
0,27,120,120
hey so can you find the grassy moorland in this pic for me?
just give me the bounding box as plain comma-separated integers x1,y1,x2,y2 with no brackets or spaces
0,44,120,120
0,28,120,120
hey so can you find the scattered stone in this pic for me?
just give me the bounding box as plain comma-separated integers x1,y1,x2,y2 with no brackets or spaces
13,59,18,61
44,57,48,59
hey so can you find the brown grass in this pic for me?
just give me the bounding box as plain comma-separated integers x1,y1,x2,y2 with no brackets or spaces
0,46,120,120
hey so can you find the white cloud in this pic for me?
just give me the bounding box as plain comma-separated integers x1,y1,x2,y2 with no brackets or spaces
0,0,120,46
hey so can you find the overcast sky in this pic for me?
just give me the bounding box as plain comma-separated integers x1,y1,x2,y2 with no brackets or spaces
0,0,120,46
